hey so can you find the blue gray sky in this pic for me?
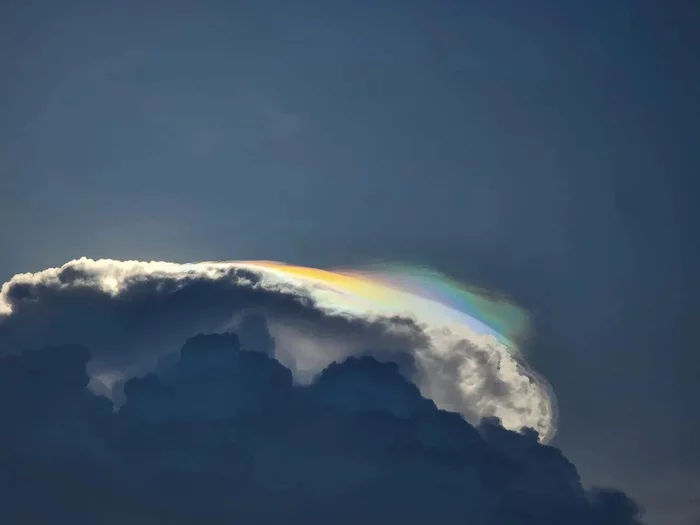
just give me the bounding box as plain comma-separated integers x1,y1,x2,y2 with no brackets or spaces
1,1,698,523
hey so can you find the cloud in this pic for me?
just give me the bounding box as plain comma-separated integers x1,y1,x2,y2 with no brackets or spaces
0,258,555,441
0,331,644,524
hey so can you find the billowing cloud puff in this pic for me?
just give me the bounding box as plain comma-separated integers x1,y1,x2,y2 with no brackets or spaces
0,332,643,524
0,258,556,441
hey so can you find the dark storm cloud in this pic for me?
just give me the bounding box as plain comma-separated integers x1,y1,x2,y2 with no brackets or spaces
0,332,644,524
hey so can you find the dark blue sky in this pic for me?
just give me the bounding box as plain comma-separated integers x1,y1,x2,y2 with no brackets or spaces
1,1,698,523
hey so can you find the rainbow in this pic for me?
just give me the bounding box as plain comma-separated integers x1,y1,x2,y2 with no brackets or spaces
236,261,529,352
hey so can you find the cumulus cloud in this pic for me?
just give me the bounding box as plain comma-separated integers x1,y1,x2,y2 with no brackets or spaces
0,331,643,524
0,258,555,441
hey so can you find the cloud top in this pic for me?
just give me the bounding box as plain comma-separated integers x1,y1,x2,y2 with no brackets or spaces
0,257,556,440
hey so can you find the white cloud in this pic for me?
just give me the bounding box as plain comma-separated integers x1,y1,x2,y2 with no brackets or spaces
0,257,557,441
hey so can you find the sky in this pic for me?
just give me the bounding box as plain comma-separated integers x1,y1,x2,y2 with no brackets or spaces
1,1,698,523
